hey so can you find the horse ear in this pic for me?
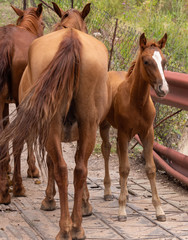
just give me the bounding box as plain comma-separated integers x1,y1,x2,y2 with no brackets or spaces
52,2,64,18
81,3,91,19
36,3,43,17
158,33,167,49
139,33,147,50
11,5,24,17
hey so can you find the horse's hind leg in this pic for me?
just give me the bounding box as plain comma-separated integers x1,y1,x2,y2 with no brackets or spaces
41,154,56,211
12,138,26,197
71,120,97,239
26,140,40,178
140,128,166,222
100,121,113,201
46,118,72,239
0,102,11,204
117,130,130,221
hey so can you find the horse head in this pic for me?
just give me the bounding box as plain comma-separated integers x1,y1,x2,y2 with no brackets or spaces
52,2,91,32
11,4,44,37
139,33,168,97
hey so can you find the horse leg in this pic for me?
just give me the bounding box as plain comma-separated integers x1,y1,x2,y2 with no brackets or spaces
82,180,92,217
26,140,40,178
46,118,72,240
3,103,11,174
71,121,97,240
140,128,166,222
41,153,56,211
0,102,10,204
100,121,113,201
12,138,26,197
15,102,39,179
117,130,130,221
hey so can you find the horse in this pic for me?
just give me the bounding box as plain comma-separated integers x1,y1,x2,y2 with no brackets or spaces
52,2,90,32
99,33,168,222
0,9,109,240
0,4,44,204
0,2,91,206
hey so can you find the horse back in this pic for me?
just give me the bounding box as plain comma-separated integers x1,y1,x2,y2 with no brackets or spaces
22,28,109,122
0,25,37,102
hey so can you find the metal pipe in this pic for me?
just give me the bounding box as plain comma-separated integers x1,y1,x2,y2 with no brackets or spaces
134,135,188,186
151,71,188,111
108,19,118,71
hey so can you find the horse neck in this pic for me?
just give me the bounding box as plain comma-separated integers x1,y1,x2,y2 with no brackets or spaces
129,58,150,108
19,15,42,37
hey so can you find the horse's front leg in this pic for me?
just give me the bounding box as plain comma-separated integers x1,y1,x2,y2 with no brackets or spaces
82,180,92,217
71,120,97,239
100,121,113,201
26,141,40,178
117,130,130,221
140,127,166,222
0,102,10,204
46,117,72,240
41,153,56,211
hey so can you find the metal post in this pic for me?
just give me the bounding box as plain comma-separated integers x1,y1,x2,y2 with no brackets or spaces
108,18,118,71
23,0,27,10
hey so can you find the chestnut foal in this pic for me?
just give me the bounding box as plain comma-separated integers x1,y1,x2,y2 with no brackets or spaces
100,33,168,222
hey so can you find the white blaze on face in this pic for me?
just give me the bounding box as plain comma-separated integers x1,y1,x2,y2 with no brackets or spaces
152,51,169,94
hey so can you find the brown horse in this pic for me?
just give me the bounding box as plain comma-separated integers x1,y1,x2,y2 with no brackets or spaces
0,2,91,206
0,15,109,240
52,2,90,31
100,33,168,222
0,4,44,204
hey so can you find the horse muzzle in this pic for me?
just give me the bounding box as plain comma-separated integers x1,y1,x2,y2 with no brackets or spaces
154,83,169,98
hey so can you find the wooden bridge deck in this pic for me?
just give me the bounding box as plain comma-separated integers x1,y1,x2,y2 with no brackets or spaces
0,142,187,240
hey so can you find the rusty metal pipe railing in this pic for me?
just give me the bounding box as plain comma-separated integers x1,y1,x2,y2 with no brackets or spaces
134,135,188,186
151,71,188,111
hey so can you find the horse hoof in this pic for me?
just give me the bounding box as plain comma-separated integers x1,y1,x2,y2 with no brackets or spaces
41,198,56,211
0,193,11,205
118,215,127,222
71,226,86,240
82,202,92,217
157,215,166,222
55,231,72,240
13,186,26,197
104,194,114,201
27,167,40,178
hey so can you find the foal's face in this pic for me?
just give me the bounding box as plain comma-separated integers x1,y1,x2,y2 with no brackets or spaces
140,33,169,97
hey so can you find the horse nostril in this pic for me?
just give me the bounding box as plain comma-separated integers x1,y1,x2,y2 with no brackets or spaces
158,84,163,92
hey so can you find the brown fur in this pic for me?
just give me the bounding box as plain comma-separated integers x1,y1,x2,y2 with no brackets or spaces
100,33,168,222
0,4,43,205
2,30,82,161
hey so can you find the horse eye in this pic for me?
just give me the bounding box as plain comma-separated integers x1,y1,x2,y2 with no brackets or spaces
144,60,148,65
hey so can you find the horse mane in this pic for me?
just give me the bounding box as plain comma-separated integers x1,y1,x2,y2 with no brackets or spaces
127,60,136,78
17,8,43,36
127,39,160,78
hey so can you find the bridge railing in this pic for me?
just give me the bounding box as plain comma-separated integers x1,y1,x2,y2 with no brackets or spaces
150,71,188,186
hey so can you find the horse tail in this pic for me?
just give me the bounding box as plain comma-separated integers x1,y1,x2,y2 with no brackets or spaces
0,26,13,94
0,29,81,161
